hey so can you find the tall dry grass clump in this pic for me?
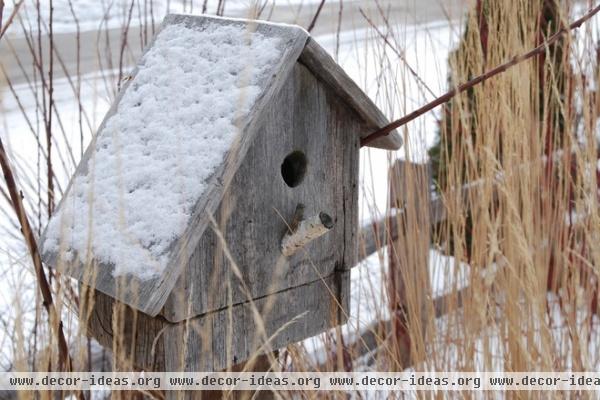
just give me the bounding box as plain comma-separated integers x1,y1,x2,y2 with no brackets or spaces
393,0,600,375
348,0,600,388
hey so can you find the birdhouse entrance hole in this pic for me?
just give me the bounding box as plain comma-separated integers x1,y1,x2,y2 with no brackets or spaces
281,150,307,187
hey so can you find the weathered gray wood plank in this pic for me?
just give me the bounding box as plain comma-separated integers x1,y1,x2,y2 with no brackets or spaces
299,38,403,150
338,79,361,273
85,271,349,372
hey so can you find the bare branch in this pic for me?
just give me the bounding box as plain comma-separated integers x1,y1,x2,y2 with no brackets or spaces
0,0,4,34
307,0,326,32
359,7,437,99
117,0,135,92
334,0,342,60
0,138,72,371
361,3,600,147
0,0,23,40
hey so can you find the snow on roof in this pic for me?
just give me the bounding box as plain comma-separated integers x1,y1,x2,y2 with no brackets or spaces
43,21,283,280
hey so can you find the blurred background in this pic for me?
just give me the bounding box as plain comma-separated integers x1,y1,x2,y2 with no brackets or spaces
2,0,600,397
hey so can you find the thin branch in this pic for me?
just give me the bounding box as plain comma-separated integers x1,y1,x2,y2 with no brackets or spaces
359,7,437,99
216,0,225,16
2,37,79,173
361,3,600,147
334,0,342,60
0,138,73,371
0,64,47,160
307,0,326,32
0,0,23,40
46,0,55,216
0,0,4,34
117,0,135,92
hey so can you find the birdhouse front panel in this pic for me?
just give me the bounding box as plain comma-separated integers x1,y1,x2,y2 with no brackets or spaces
41,15,312,316
161,61,361,322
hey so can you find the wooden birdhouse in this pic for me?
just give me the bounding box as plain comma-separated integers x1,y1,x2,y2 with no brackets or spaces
41,14,401,371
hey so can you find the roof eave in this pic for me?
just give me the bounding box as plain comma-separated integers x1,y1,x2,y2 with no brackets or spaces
298,37,403,150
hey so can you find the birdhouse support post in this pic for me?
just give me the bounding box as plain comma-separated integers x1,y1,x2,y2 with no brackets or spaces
387,161,432,368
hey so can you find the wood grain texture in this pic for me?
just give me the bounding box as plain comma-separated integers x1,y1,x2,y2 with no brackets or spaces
85,271,349,372
42,14,309,317
161,62,360,322
298,38,403,150
281,213,334,257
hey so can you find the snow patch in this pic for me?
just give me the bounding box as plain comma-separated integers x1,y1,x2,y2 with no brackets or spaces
43,22,282,280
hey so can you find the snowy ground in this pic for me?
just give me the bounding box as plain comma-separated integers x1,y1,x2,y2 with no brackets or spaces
0,1,466,368
304,247,469,366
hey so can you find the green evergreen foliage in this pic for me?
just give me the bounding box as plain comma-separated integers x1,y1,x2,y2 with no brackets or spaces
428,0,570,260
429,0,568,189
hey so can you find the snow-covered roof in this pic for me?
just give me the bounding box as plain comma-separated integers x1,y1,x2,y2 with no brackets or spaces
42,14,401,316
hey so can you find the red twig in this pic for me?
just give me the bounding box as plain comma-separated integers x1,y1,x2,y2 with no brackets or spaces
216,0,225,16
46,0,55,216
0,138,72,370
334,0,343,60
117,0,135,92
0,0,4,34
0,0,23,40
307,0,326,32
361,4,600,147
359,7,436,99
